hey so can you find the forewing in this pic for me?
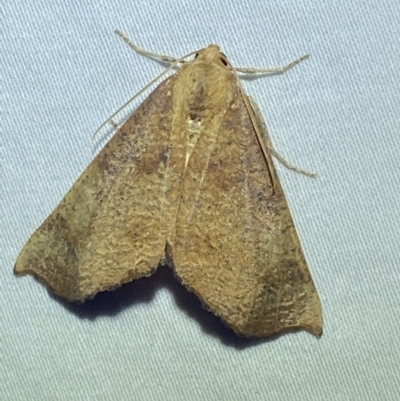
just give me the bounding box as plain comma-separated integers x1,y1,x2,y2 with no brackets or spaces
172,93,322,337
15,78,183,302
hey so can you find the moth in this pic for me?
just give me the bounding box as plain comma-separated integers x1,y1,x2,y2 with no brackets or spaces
15,32,322,338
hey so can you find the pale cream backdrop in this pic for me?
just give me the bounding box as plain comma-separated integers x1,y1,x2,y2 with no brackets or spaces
2,1,399,400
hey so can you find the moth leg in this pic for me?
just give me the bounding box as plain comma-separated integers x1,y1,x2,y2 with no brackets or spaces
235,54,309,75
247,95,316,178
115,30,180,64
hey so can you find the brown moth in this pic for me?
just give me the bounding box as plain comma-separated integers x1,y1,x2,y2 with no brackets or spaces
15,33,322,338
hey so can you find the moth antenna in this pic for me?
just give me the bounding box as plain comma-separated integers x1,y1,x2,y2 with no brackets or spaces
235,54,309,75
93,32,199,140
233,50,315,182
92,64,175,140
245,94,316,179
115,30,198,64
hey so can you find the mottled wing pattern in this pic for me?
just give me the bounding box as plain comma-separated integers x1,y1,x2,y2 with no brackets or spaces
15,78,184,302
172,90,322,337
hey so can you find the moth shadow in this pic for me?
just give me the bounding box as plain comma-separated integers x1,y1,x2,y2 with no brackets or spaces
52,266,275,349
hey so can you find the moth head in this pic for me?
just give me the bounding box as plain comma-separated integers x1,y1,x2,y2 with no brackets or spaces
194,45,233,70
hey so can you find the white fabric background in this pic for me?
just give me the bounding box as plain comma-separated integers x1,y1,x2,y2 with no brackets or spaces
2,1,400,400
